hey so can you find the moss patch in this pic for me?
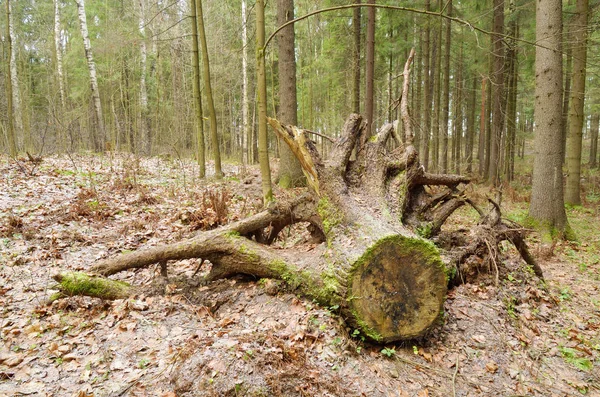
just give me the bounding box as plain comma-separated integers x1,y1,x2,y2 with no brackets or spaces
317,196,344,237
55,272,131,300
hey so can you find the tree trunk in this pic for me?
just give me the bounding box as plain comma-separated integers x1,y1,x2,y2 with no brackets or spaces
504,2,518,182
53,0,67,149
76,0,106,152
452,45,463,175
364,0,376,139
565,0,588,206
421,0,431,170
529,0,571,237
241,0,250,166
590,114,599,168
465,73,477,174
276,0,305,188
256,0,273,204
190,0,206,177
477,77,487,176
441,0,451,174
5,0,18,157
137,0,152,156
196,0,223,179
352,0,361,114
489,0,505,186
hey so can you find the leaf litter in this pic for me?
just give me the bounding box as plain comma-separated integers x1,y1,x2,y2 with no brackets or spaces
0,153,599,396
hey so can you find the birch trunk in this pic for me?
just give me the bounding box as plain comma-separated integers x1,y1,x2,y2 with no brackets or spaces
53,0,66,113
5,0,18,157
76,0,106,152
137,0,151,155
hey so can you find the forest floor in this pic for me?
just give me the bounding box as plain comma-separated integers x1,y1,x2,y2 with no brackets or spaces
0,152,599,397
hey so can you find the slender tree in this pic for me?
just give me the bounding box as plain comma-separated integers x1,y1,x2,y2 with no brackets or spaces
276,0,304,187
137,0,151,155
590,114,599,168
529,0,570,237
352,0,361,114
196,0,223,179
440,0,451,173
365,0,375,138
5,0,18,157
421,0,431,170
241,0,250,165
488,0,505,186
256,0,273,204
565,0,589,205
190,0,206,177
76,0,106,152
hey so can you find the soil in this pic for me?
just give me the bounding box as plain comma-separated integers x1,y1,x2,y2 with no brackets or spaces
0,153,598,397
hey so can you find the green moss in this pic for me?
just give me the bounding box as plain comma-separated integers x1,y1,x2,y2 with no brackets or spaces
351,310,383,342
278,174,293,189
368,135,378,143
268,260,340,306
317,196,343,236
57,272,130,299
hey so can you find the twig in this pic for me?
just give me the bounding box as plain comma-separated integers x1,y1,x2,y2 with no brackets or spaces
304,129,335,143
452,354,459,397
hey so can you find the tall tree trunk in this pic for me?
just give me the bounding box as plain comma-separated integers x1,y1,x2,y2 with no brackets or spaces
477,78,486,176
565,0,588,205
76,0,106,152
190,0,206,177
590,113,599,168
421,0,431,170
196,0,223,179
414,25,422,150
431,10,441,172
276,0,305,188
465,73,477,174
53,0,67,149
241,0,250,166
137,0,151,156
529,0,571,237
352,0,361,114
452,46,463,175
504,1,518,182
364,0,376,139
256,0,273,204
489,0,505,186
441,0,451,173
562,1,573,162
5,0,18,157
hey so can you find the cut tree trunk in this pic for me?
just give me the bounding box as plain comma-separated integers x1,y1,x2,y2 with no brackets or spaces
53,56,539,343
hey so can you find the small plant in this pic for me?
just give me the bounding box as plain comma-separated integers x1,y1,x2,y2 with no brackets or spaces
559,346,593,371
504,296,518,319
381,347,396,358
138,358,150,369
559,287,572,302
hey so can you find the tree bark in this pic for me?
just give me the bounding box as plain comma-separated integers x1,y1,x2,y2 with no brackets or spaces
196,0,223,179
276,0,305,188
137,0,152,156
256,0,274,204
421,0,431,170
352,0,361,114
241,0,250,166
190,0,206,177
529,0,571,236
441,0,451,174
565,0,588,205
53,0,67,140
365,0,376,139
5,0,18,157
489,0,505,186
504,1,518,182
76,0,106,152
590,114,599,168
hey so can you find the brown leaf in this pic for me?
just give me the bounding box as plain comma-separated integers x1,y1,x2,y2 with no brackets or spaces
485,361,498,373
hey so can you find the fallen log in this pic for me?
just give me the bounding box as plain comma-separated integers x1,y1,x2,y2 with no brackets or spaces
53,52,540,342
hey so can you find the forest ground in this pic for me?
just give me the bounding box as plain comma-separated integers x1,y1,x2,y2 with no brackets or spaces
0,153,599,397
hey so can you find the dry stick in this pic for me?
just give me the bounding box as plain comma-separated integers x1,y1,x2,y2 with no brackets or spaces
304,129,335,143
452,354,459,397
